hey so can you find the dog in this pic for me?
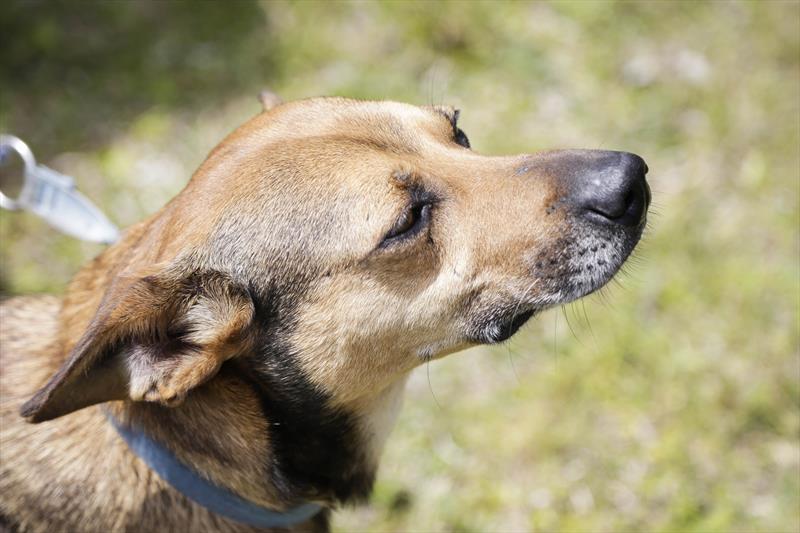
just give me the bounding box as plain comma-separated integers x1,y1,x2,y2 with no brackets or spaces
0,93,650,532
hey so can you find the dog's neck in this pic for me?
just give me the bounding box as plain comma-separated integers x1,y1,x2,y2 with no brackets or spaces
106,367,286,509
106,364,407,510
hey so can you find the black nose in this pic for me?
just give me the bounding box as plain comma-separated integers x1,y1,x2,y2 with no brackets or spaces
566,151,649,227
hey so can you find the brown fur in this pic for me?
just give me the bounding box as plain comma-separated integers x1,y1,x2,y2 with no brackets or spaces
0,96,647,532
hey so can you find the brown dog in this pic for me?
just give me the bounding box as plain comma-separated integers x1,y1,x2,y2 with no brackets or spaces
0,95,649,532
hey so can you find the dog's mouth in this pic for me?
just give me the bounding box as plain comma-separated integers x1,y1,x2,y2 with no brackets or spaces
487,309,537,344
469,222,644,345
466,302,539,345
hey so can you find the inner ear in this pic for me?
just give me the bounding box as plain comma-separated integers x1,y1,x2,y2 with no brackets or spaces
127,273,255,406
20,270,254,422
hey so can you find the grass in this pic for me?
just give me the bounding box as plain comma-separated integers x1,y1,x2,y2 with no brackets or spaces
1,1,798,531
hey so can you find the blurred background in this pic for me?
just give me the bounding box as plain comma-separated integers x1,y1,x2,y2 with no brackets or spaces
1,1,798,531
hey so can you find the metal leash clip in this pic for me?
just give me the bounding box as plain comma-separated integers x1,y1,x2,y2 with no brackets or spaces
0,134,119,244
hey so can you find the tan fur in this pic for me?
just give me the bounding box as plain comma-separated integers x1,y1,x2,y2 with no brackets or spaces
1,297,314,532
0,96,646,532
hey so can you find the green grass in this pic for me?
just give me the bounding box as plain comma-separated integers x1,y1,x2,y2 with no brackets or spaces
1,1,798,531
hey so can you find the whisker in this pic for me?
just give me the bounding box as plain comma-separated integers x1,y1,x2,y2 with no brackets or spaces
505,279,539,383
507,279,540,338
508,343,521,384
581,299,597,346
426,359,442,410
553,310,559,369
561,304,580,342
595,286,614,310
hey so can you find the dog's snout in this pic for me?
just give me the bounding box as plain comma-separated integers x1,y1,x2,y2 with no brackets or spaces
567,151,649,227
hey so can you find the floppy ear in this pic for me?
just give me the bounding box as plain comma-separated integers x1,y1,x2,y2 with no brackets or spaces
20,270,254,423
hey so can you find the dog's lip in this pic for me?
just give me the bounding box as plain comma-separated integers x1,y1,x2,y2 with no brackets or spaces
507,308,536,334
483,307,538,344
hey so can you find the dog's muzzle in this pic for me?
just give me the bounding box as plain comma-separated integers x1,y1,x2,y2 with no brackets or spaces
471,150,651,345
534,150,650,307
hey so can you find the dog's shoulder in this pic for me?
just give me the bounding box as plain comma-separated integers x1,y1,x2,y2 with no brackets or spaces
0,295,60,329
1,295,62,362
0,295,62,391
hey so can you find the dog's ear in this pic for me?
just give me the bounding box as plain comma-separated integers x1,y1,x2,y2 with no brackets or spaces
20,270,254,423
258,89,283,112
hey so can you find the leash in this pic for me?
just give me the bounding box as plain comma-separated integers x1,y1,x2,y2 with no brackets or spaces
1,135,320,526
0,135,119,243
105,412,322,528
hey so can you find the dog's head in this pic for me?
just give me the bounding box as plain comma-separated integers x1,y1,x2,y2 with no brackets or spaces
22,97,648,423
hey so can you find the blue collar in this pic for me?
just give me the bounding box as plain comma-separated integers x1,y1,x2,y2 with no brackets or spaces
106,413,322,528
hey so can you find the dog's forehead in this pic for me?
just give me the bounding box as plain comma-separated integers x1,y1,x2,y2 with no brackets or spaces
235,97,453,145
284,97,449,126
196,98,463,207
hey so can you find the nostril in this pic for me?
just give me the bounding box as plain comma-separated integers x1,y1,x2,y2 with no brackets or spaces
622,188,637,215
587,196,627,220
620,183,645,222
585,180,646,227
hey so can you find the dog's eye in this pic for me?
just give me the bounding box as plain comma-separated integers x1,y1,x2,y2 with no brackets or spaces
383,202,432,244
389,207,416,236
454,127,471,149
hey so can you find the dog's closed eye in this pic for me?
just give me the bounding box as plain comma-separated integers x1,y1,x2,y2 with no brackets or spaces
380,186,439,249
384,202,431,242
